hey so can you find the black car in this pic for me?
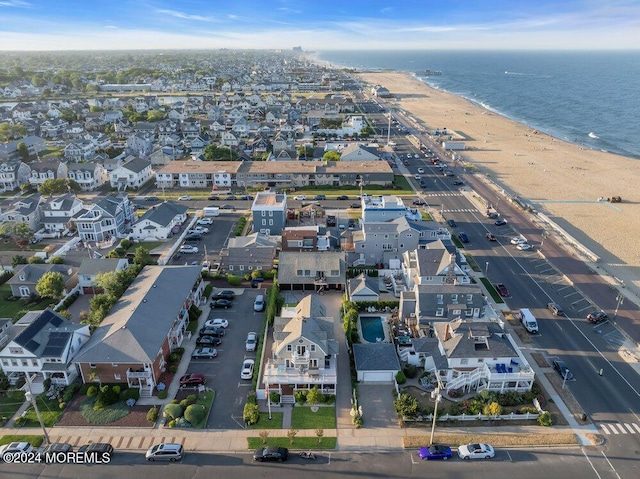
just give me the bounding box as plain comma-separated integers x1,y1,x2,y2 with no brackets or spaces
253,446,289,462
208,195,220,200
587,310,608,324
336,195,349,200
452,180,464,185
447,219,457,228
196,335,223,347
77,443,114,455
314,194,326,200
185,233,202,241
552,360,574,380
210,299,233,309
213,290,235,300
199,326,225,337
350,203,361,209
220,204,236,210
326,215,337,226
412,199,426,205
458,232,469,243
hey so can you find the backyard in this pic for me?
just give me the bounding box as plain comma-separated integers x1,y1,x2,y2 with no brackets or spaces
0,284,56,319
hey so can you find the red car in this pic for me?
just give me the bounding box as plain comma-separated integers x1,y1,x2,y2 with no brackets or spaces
495,283,510,297
179,373,206,388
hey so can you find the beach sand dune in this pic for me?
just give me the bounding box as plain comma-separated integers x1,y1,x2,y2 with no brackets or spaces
357,72,640,292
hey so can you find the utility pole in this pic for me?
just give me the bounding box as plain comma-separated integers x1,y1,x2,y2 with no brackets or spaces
25,376,50,445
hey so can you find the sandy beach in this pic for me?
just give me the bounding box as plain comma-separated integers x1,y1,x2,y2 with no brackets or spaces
356,72,640,293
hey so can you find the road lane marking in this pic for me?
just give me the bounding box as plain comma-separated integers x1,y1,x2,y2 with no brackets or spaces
615,423,628,434
600,451,622,479
600,424,612,435
632,423,640,433
623,423,636,433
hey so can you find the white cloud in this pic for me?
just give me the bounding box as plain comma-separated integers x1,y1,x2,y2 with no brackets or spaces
0,0,31,7
156,9,213,22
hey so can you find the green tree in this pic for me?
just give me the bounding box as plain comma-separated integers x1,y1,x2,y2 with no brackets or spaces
16,142,30,161
202,145,238,161
0,123,27,142
36,271,65,299
39,178,81,195
132,246,153,266
164,403,184,420
0,369,10,392
306,386,323,406
59,108,77,123
296,145,314,159
147,110,167,122
1,222,33,249
322,150,341,161
11,254,28,268
184,404,206,425
28,255,46,264
393,393,419,419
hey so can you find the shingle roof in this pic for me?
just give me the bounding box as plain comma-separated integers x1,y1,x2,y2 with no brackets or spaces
353,343,401,371
136,201,187,227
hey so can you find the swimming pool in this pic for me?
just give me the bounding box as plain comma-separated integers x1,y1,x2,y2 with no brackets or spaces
360,316,386,343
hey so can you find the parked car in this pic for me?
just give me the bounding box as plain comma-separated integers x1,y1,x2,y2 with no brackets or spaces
188,227,208,235
205,318,229,329
212,290,235,300
219,204,235,210
184,233,202,241
179,245,199,254
547,302,564,316
225,194,236,200
447,219,457,228
510,237,527,245
179,373,206,388
245,332,258,352
452,180,464,185
178,195,191,201
486,211,499,219
293,195,307,200
145,443,183,462
0,442,33,458
458,232,469,243
253,446,288,462
587,310,608,324
414,174,422,180
241,359,255,379
197,217,213,225
42,443,73,454
412,199,426,205
208,195,220,201
350,203,361,209
485,233,496,241
417,167,425,174
552,359,574,380
77,443,113,455
314,194,326,200
418,444,453,460
191,347,218,359
516,243,532,251
196,335,223,346
494,219,508,226
254,294,265,312
495,283,510,297
457,443,495,460
210,299,233,309
336,195,349,200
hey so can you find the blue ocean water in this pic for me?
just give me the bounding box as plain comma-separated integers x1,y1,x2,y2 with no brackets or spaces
315,50,640,159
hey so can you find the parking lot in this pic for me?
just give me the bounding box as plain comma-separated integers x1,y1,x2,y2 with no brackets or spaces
179,286,268,429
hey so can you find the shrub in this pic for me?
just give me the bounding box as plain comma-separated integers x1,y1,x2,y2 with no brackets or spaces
395,370,406,385
186,394,197,403
86,385,98,397
306,386,323,406
174,417,191,428
58,401,66,410
227,274,242,286
483,402,503,416
519,406,538,414
243,402,259,425
537,411,553,426
180,398,195,409
294,390,307,405
164,403,184,420
403,364,418,379
112,385,121,395
269,391,281,404
167,419,176,428
171,399,180,405
203,284,213,298
247,390,257,405
146,406,159,423
323,394,336,405
120,388,140,401
168,364,178,373
49,256,64,264
62,383,80,402
157,390,168,400
120,239,132,249
184,404,206,425
394,393,419,419
93,385,120,410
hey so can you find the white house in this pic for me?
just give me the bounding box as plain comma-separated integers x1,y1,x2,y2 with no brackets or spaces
67,162,108,191
39,193,84,233
109,157,153,190
77,258,129,295
130,201,188,240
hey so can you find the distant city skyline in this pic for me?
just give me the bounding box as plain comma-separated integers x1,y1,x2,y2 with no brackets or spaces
0,0,639,51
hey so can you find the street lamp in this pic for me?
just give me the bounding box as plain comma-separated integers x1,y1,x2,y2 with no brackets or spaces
562,369,570,390
25,376,50,445
429,387,442,445
613,292,624,320
485,262,489,276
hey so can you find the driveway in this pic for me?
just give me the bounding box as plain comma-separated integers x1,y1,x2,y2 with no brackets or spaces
356,384,398,428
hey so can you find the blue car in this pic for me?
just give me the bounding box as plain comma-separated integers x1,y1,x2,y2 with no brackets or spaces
418,445,453,460
458,232,469,243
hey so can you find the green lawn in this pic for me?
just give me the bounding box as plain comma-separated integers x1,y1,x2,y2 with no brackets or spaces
0,284,56,320
247,436,337,450
18,393,64,428
190,390,215,429
0,434,44,447
291,406,336,429
248,412,283,429
126,241,166,253
480,277,504,303
78,396,133,425
0,391,26,427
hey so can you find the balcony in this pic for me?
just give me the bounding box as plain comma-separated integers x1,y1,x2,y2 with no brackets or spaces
291,351,310,365
127,368,152,379
263,362,337,385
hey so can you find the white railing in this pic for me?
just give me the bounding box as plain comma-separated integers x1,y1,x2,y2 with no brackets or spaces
403,411,541,423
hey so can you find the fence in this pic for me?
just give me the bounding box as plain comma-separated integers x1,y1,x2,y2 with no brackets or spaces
403,411,541,423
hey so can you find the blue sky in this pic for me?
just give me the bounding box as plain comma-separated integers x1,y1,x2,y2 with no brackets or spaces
0,0,639,51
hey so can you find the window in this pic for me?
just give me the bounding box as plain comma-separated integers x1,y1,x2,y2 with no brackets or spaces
114,374,121,380
466,294,473,303
286,344,292,352
228,265,234,271
451,294,458,303
239,265,244,271
1,359,7,366
31,359,38,366
21,359,28,367
111,363,118,367
436,294,444,304
89,363,96,368
435,308,444,317
310,345,316,352
9,347,23,355
460,358,469,365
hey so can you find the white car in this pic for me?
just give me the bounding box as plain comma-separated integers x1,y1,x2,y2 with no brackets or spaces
517,243,533,251
241,359,255,379
0,442,33,459
510,237,527,245
417,168,425,174
197,217,213,226
457,443,495,460
407,153,412,158
205,318,229,329
414,174,421,180
293,195,307,200
179,245,199,254
245,332,258,352
178,195,191,201
189,226,209,234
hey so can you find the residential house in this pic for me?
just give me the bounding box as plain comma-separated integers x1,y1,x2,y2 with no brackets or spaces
64,140,96,162
67,161,108,191
262,295,339,401
361,195,408,223
130,201,188,240
125,133,153,156
7,263,77,298
28,159,68,188
339,143,380,161
76,194,135,242
109,157,153,190
401,242,471,288
251,191,287,235
353,343,401,383
219,233,278,274
277,251,346,292
155,160,239,189
0,136,46,161
0,160,31,192
73,265,204,397
39,193,84,234
347,273,380,302
77,258,129,294
1,193,42,230
0,309,91,392
40,118,68,138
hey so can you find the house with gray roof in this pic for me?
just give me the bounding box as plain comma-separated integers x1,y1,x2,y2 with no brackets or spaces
73,265,204,397
401,242,471,288
262,295,339,400
347,273,380,302
77,258,129,295
0,160,31,192
0,309,90,392
76,193,135,242
220,232,278,275
109,157,153,191
130,201,188,240
339,143,380,162
7,263,77,298
353,343,401,383
67,161,108,191
277,251,346,292
1,193,42,230
39,193,84,234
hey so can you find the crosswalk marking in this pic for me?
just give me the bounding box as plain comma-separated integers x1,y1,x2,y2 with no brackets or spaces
599,422,640,435
426,193,463,197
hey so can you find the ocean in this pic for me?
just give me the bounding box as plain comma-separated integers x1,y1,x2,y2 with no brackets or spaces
315,50,640,159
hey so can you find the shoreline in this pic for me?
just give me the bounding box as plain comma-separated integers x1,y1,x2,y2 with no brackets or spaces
352,70,640,295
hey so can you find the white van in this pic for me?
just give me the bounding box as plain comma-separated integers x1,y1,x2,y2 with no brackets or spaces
519,308,539,333
254,294,265,312
202,206,220,217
